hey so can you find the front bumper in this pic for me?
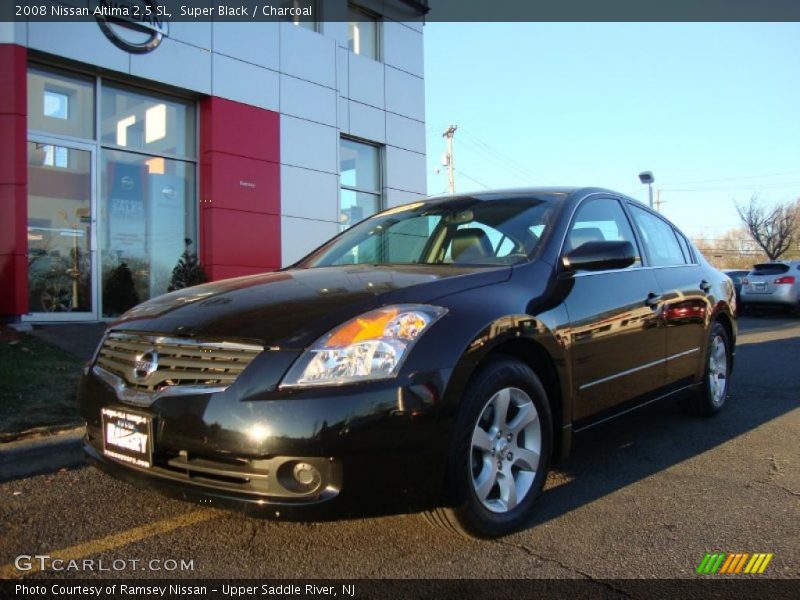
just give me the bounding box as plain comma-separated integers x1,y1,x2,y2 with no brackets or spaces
78,363,451,520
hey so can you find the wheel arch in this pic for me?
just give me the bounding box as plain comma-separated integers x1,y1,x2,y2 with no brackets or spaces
442,315,573,464
710,302,736,371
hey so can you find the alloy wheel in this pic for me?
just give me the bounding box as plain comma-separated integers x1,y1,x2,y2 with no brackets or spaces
708,335,728,405
469,387,541,513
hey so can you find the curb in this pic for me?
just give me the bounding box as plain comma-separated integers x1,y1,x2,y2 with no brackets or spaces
0,427,86,482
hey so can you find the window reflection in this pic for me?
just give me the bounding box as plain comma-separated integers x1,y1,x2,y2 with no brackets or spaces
339,138,382,230
28,67,95,138
100,150,196,317
27,142,93,313
102,86,195,158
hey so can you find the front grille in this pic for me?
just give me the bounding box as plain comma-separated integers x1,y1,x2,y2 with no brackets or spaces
159,450,271,493
96,331,263,393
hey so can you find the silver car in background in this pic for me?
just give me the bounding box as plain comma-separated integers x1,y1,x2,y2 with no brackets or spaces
740,261,800,313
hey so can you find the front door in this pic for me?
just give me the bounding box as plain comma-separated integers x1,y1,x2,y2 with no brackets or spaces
25,138,97,320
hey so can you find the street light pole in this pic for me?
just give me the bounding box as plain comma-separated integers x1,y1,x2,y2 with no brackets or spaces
638,171,655,208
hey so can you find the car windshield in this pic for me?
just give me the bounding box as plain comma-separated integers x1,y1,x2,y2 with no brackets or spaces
300,197,556,268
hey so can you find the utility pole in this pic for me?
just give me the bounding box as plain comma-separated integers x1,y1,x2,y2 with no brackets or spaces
443,125,457,194
654,189,665,212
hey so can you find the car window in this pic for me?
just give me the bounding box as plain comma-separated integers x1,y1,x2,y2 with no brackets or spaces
305,197,556,268
565,197,640,266
443,222,518,262
330,214,442,265
627,205,687,267
751,263,789,276
674,229,695,264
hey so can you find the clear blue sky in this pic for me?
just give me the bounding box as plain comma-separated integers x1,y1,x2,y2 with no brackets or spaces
423,23,800,241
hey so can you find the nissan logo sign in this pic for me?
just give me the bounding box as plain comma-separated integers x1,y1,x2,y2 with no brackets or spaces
133,350,159,381
94,0,169,54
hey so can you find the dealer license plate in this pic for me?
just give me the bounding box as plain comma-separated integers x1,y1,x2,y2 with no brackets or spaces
101,407,153,468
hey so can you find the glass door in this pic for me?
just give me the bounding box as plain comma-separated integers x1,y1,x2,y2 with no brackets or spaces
26,138,97,320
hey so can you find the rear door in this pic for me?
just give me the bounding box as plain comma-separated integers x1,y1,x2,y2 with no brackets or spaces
561,196,666,422
626,203,709,386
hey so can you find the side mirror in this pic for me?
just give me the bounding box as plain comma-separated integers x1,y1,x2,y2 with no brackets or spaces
562,240,636,273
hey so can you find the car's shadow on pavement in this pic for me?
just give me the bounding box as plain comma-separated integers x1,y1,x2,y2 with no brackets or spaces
532,334,799,527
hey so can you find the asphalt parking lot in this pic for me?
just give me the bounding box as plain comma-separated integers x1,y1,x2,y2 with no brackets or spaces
1,316,797,581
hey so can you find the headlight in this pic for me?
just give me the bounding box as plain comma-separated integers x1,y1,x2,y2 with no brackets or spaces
280,304,447,388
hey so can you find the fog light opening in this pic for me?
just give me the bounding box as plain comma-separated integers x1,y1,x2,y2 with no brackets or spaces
277,460,323,494
293,462,319,486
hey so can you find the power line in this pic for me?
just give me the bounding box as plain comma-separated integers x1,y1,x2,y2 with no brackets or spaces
660,181,800,193
459,130,546,184
458,136,542,186
456,169,492,190
659,170,800,188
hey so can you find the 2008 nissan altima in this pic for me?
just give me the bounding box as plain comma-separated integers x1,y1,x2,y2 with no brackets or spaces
78,188,736,538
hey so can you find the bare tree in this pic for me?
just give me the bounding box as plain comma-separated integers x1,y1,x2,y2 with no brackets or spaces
692,227,766,269
736,195,797,261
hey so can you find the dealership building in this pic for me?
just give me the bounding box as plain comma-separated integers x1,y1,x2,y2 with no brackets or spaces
0,1,428,322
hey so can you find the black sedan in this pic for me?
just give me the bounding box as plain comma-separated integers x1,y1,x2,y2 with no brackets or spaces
78,188,736,538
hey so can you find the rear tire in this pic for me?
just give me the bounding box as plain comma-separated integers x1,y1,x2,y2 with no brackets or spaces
688,322,731,416
425,357,552,539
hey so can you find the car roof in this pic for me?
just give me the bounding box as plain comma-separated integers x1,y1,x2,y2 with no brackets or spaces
422,186,623,205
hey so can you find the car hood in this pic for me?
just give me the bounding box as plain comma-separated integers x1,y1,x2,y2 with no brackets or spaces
110,264,511,348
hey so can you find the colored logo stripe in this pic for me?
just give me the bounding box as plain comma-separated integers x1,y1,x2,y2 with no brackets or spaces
697,552,726,574
744,553,774,574
697,552,773,574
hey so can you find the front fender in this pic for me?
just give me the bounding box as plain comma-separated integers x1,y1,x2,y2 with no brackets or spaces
439,309,572,427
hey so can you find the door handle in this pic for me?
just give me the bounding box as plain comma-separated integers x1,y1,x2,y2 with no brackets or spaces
700,280,712,293
645,292,662,308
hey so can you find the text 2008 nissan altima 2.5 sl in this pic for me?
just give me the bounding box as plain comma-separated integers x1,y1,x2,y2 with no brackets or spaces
78,188,736,538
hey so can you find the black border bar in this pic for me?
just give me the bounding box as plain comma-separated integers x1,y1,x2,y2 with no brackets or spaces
2,578,799,600
4,0,800,22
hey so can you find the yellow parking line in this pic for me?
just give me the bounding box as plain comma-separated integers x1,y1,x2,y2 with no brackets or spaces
0,509,220,579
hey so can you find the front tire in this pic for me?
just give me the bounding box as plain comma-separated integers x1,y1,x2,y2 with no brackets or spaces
426,357,552,538
689,321,731,416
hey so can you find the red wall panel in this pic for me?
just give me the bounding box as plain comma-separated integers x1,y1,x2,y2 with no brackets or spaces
0,44,27,318
206,264,268,281
0,183,26,256
0,44,25,116
0,113,26,185
203,208,281,270
0,254,27,317
201,151,279,215
200,97,280,163
199,97,281,280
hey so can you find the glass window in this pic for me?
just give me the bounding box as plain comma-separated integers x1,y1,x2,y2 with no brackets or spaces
28,67,95,139
283,0,318,31
340,138,382,229
347,4,379,60
305,197,555,268
101,85,195,158
445,222,519,262
27,142,93,313
628,205,687,267
42,144,69,169
99,149,196,317
566,198,640,265
43,90,69,119
675,230,694,264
